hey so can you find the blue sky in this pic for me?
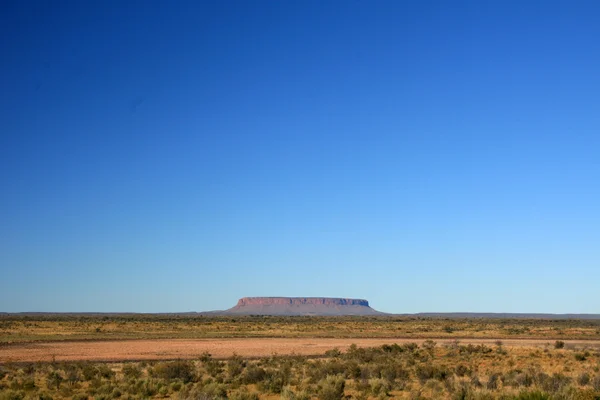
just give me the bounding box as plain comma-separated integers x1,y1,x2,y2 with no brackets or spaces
1,0,599,313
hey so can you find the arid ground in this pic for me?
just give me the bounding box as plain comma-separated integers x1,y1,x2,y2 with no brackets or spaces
3,316,600,398
2,315,600,363
3,315,600,343
2,337,600,363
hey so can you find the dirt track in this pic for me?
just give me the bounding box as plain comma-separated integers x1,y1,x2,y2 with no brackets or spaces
2,338,600,363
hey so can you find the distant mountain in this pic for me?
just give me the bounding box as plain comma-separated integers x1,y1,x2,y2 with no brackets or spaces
219,297,386,316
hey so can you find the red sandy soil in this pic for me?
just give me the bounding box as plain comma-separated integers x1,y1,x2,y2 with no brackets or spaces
2,338,600,363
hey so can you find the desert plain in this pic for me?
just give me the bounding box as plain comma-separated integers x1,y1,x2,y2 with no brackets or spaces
2,313,600,399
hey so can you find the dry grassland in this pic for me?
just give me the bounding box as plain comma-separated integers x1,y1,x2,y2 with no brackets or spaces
2,315,600,344
2,338,600,363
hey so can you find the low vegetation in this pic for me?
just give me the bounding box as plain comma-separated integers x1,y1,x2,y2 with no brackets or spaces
2,315,600,343
1,341,600,399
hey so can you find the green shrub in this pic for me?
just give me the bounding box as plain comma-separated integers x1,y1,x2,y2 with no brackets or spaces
281,386,311,400
422,340,437,353
460,344,492,355
577,372,590,386
153,361,196,383
537,372,571,393
345,363,361,379
381,343,401,353
486,373,502,390
139,379,159,397
515,390,550,400
324,348,342,358
258,370,285,394
201,382,228,398
88,377,103,391
93,382,115,396
21,377,36,390
317,375,345,400
21,364,35,376
112,387,123,398
369,378,390,397
380,365,396,384
315,360,346,380
205,360,223,378
64,366,82,386
455,365,470,377
82,364,99,381
199,352,212,363
514,372,534,388
227,354,245,379
46,371,64,390
122,364,142,380
96,364,116,380
0,390,24,400
451,382,473,400
241,365,266,384
415,364,449,383
280,386,301,400
554,341,565,349
403,343,419,352
229,387,259,400
470,375,482,388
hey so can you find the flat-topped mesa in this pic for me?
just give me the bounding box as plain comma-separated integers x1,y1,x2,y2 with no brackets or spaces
237,297,369,307
225,296,383,316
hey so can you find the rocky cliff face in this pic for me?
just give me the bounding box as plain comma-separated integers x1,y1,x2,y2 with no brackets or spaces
225,297,383,316
236,297,370,307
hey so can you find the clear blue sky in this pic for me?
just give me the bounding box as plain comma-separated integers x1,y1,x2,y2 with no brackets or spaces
1,1,599,313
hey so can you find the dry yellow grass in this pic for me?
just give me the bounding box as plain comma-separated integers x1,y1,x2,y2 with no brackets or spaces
2,337,600,363
2,315,600,343
2,339,600,399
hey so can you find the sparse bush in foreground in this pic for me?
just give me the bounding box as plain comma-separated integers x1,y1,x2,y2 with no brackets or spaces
455,364,470,377
258,370,286,394
229,386,259,400
281,386,311,400
46,371,63,390
0,339,600,399
486,372,502,390
227,354,245,379
152,360,196,383
201,382,228,398
317,375,345,400
0,390,25,400
515,390,551,400
577,372,591,386
241,365,266,384
123,363,143,380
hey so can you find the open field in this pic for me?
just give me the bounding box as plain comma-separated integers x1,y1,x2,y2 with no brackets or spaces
2,340,600,399
2,315,600,344
2,338,600,363
3,316,600,398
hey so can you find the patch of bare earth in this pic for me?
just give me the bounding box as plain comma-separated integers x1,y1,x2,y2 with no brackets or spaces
2,338,599,363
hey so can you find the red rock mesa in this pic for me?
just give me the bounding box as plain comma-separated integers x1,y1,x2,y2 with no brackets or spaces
224,297,384,316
